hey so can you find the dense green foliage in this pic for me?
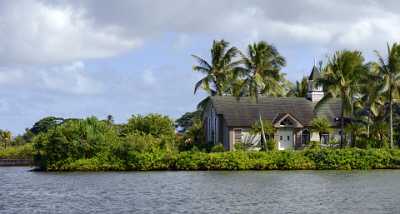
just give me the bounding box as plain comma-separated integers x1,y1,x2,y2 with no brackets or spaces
0,144,33,159
175,110,201,132
123,114,175,138
51,149,400,171
33,115,178,170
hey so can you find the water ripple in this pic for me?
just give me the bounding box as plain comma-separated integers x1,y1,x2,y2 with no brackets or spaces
1,168,400,213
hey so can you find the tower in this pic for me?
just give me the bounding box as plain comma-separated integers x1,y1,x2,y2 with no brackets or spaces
306,64,324,102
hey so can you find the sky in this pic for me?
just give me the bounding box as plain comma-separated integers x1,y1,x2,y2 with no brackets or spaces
1,0,400,134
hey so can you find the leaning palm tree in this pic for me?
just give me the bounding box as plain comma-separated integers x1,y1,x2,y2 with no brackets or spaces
375,43,400,148
192,40,239,96
238,41,286,100
317,50,365,148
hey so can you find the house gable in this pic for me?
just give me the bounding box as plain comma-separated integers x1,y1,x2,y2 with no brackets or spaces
272,113,304,128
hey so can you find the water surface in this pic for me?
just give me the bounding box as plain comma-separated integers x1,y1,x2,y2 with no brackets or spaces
1,167,400,213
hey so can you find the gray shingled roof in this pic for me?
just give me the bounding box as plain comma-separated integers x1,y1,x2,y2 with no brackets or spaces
210,96,341,127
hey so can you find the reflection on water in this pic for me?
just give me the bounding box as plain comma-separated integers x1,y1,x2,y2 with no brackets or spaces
1,168,400,213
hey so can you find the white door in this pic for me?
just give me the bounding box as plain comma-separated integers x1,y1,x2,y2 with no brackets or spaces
277,129,293,150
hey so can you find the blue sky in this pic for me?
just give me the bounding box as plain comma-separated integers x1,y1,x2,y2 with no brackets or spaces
0,0,399,134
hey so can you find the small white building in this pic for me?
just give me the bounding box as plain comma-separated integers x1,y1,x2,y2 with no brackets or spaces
203,65,342,150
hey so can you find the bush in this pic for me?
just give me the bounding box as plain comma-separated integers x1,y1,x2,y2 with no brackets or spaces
309,141,320,149
266,139,277,151
0,144,33,159
45,148,400,171
33,117,120,170
210,144,225,153
123,114,175,139
234,142,247,151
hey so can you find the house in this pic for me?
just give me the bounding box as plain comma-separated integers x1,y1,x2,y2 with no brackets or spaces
203,65,342,150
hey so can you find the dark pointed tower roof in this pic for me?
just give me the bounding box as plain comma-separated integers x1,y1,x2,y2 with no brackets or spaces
308,65,320,80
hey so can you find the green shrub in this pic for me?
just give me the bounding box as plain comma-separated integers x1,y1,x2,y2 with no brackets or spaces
123,114,175,139
234,142,247,151
33,117,120,170
39,148,400,171
210,144,225,153
0,144,33,159
266,139,277,151
309,141,320,149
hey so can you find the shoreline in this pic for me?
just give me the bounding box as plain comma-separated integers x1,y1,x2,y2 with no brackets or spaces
0,159,33,167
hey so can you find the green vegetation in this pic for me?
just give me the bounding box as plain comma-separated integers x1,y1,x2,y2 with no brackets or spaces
20,113,399,171
193,40,400,149
2,40,400,171
48,149,400,171
0,144,33,159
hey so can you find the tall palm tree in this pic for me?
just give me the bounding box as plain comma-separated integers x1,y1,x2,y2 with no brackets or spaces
192,40,239,96
238,41,286,100
375,43,400,148
357,63,386,138
317,50,365,148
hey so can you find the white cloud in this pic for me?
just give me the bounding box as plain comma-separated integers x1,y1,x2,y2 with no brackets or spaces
0,61,103,95
39,61,103,95
1,0,399,66
0,0,141,65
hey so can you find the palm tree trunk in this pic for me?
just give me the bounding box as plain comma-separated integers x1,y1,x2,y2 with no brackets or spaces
390,94,394,148
259,113,267,151
367,112,370,138
340,107,345,148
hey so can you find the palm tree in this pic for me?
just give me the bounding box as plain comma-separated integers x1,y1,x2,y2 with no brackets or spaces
238,41,286,100
0,130,12,149
357,63,386,138
192,40,239,96
250,119,276,150
311,117,332,145
317,50,365,148
375,43,400,148
287,76,308,97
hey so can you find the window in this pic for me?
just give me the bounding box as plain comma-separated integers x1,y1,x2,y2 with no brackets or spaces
321,134,329,144
302,130,310,144
287,136,290,141
234,129,242,143
280,136,283,141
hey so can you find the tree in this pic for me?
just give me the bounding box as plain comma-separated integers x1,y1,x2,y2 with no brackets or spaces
311,117,332,144
123,114,175,138
192,40,239,96
287,76,308,97
106,115,114,124
357,63,386,138
0,130,12,149
238,41,287,100
250,119,276,150
30,116,64,135
317,50,365,147
181,118,205,150
175,110,201,133
375,43,400,148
